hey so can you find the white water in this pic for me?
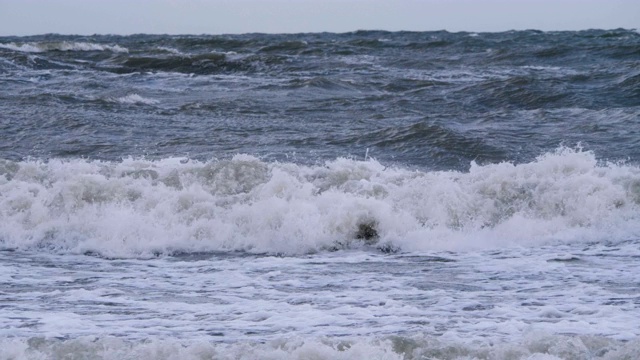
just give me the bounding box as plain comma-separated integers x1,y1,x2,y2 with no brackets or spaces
0,41,128,53
1,148,639,257
1,243,639,359
2,334,640,360
111,94,160,105
2,148,639,359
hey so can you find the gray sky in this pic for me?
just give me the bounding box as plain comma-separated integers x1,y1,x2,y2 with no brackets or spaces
0,0,638,36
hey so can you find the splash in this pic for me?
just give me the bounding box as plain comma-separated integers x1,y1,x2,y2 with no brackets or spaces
1,148,638,257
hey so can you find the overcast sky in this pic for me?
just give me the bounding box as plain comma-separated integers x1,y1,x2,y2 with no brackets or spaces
0,0,638,36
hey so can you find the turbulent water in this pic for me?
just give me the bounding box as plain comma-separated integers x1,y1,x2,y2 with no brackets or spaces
1,30,639,359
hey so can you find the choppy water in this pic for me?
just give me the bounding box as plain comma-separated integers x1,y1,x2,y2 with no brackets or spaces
1,30,639,359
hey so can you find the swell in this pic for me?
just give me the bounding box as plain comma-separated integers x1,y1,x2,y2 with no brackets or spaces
328,121,508,167
111,53,284,75
463,76,570,110
2,29,638,72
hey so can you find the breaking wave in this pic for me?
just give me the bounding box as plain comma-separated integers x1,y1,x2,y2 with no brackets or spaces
1,333,639,360
109,94,159,105
0,41,128,53
1,148,639,257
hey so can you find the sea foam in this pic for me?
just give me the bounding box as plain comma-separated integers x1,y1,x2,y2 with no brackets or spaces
1,333,638,360
0,148,638,257
111,94,160,105
0,41,128,53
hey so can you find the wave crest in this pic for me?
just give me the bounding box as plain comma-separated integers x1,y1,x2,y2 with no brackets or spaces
1,149,638,257
0,41,128,53
109,94,159,105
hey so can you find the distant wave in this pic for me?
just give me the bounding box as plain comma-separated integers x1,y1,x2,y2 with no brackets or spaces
0,41,128,53
1,148,638,257
155,46,185,55
109,94,159,105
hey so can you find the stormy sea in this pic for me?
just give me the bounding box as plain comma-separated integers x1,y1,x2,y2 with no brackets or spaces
1,29,639,359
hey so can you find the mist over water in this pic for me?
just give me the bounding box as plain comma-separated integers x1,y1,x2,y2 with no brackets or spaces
1,30,639,359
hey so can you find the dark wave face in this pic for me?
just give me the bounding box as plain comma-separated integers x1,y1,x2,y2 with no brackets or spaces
0,30,639,169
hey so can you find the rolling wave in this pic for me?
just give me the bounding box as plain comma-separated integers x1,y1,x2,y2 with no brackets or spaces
0,41,128,53
1,148,638,257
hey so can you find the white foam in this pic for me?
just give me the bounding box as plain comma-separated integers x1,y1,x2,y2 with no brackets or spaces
111,94,159,105
0,334,638,360
0,41,128,53
0,148,638,257
157,46,185,55
0,43,42,52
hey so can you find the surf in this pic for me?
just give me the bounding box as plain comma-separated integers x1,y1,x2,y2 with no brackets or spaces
1,148,638,258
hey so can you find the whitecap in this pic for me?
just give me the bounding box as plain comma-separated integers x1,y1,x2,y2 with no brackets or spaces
111,94,159,105
0,41,128,53
0,148,638,257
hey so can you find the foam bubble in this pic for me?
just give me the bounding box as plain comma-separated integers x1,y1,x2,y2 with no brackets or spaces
0,148,638,257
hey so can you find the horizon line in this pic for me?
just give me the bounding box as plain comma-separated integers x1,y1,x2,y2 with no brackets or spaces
1,27,637,38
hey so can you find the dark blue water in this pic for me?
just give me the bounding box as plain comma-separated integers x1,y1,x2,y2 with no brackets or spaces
1,29,639,170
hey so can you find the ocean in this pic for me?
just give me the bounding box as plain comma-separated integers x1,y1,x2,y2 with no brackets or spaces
0,29,639,359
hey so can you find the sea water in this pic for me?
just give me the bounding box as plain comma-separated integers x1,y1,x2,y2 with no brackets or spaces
1,30,639,359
